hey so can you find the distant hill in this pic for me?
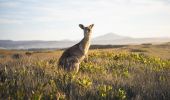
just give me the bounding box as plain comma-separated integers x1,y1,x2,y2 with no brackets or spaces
92,33,170,45
0,40,76,49
93,33,131,41
0,33,170,49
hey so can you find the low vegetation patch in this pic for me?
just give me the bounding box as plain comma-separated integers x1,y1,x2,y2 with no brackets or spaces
130,49,147,52
12,53,23,59
0,49,170,100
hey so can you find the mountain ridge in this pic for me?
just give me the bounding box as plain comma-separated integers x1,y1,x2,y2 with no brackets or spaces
93,33,131,41
0,33,170,49
92,33,170,45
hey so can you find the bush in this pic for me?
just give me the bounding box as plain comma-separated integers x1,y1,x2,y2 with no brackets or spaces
12,53,23,59
25,52,32,56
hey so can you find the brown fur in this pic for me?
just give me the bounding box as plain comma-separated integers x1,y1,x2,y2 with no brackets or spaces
58,24,94,73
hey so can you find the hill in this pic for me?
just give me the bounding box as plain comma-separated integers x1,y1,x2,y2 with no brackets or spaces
0,40,76,49
0,33,170,49
92,33,170,45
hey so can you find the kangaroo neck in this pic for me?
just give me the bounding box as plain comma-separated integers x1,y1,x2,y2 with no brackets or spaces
82,35,90,45
79,34,91,54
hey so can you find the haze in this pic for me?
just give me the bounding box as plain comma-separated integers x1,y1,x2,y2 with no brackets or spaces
0,0,170,40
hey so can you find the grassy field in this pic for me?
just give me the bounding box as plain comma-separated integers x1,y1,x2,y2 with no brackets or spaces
0,43,170,100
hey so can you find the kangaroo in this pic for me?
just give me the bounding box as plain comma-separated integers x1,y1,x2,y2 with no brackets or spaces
58,24,94,73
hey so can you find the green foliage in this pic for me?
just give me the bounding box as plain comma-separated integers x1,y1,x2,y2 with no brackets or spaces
76,77,92,88
97,84,112,98
0,49,170,100
115,88,127,100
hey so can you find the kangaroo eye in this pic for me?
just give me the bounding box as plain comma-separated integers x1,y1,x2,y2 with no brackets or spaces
87,29,90,32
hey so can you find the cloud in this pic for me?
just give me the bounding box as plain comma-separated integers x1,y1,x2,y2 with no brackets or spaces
1,0,169,24
0,1,21,8
1,0,169,22
0,0,170,40
0,18,22,24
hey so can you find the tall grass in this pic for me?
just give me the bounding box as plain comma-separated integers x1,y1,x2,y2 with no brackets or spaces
0,49,170,100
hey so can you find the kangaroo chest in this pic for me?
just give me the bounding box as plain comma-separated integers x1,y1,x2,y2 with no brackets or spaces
79,42,90,55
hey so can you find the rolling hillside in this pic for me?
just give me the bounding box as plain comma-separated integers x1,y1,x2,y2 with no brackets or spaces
0,33,170,49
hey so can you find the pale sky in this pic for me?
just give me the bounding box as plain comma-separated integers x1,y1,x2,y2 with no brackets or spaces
0,0,170,40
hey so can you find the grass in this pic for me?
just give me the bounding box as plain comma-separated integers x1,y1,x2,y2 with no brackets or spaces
0,43,170,100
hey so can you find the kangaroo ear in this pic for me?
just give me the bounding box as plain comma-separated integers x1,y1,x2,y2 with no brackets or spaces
79,24,84,29
89,24,94,29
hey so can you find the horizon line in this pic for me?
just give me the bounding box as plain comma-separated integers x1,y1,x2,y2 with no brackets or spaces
0,33,170,41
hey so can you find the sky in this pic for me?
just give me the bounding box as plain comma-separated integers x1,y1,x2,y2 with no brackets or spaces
0,0,170,40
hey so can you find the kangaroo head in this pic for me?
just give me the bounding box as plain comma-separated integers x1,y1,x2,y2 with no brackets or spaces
79,24,94,37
